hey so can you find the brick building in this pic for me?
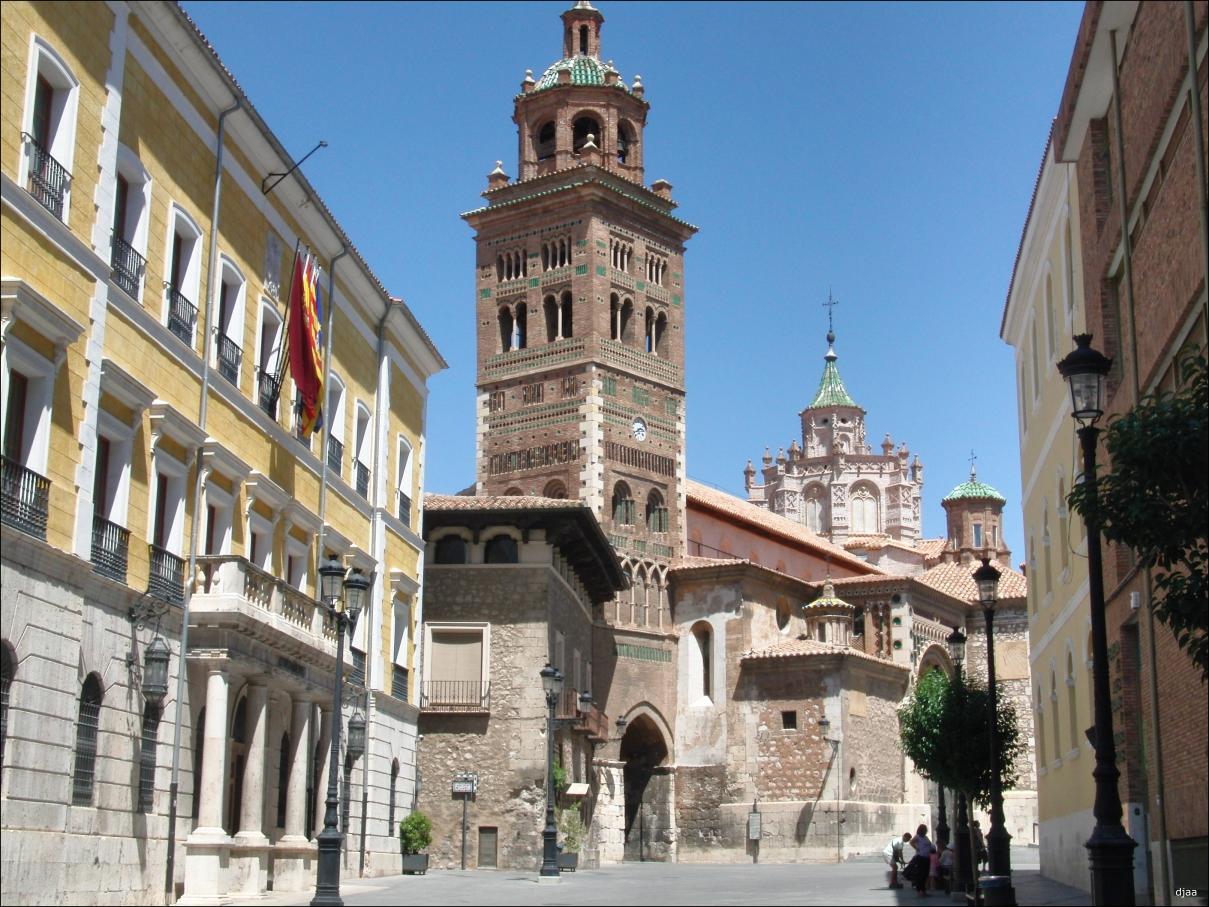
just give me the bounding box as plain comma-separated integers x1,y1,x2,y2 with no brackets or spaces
1018,0,1208,901
0,2,444,903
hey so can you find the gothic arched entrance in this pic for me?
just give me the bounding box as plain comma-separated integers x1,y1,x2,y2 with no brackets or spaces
620,714,670,861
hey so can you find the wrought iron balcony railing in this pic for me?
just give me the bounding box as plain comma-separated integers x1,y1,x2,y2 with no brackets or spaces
257,368,281,419
354,460,370,499
217,334,242,385
22,132,71,220
111,236,145,299
420,680,491,713
147,544,185,606
91,514,130,583
165,285,197,346
326,436,343,475
0,455,50,540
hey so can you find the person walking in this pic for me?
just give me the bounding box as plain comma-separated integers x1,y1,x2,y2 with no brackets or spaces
972,820,988,872
907,824,935,897
884,832,911,888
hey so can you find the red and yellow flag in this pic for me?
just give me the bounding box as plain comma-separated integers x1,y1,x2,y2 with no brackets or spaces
287,250,324,436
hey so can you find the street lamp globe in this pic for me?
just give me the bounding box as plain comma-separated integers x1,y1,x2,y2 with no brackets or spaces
342,568,370,628
346,709,367,761
1057,333,1112,427
540,662,563,699
946,627,966,667
319,557,345,607
974,558,1001,609
142,634,172,706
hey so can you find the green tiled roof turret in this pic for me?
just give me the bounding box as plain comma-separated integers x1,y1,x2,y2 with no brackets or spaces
807,331,859,409
942,469,1007,503
805,579,854,611
534,56,627,92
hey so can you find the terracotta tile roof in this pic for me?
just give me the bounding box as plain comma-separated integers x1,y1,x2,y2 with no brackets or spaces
425,493,586,512
917,539,947,564
674,555,749,569
915,559,1028,604
686,479,880,575
742,638,908,672
831,573,911,588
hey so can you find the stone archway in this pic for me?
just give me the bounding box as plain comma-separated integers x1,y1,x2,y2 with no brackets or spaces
620,714,670,862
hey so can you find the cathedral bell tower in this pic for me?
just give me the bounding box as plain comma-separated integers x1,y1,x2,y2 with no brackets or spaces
464,1,697,616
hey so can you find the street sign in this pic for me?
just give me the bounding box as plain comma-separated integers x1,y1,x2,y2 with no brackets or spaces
451,772,479,795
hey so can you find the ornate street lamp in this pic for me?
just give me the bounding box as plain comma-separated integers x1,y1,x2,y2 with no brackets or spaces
312,562,366,907
142,634,172,707
946,626,973,897
1057,334,1137,905
974,557,1015,906
540,663,564,879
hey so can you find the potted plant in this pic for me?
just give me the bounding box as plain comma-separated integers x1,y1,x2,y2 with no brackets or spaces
399,810,432,874
556,807,585,872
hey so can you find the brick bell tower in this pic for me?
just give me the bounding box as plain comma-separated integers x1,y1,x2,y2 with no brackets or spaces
464,1,697,603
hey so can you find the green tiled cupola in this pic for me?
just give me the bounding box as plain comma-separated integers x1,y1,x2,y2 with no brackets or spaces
533,56,628,93
807,331,859,409
942,469,1007,503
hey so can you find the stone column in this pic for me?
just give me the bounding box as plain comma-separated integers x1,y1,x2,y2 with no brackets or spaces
283,696,311,841
181,660,231,905
231,678,269,896
313,704,332,838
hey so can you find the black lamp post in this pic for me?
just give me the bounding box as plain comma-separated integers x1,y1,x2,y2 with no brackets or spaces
540,663,564,879
1057,334,1137,905
312,562,367,907
947,626,973,897
974,557,1015,906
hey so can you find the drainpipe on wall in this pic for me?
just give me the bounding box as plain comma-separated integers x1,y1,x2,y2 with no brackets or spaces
1185,1,1209,336
358,295,398,876
1110,29,1169,905
164,96,241,904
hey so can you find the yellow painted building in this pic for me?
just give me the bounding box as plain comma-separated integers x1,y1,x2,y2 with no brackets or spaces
0,2,444,903
1000,135,1096,892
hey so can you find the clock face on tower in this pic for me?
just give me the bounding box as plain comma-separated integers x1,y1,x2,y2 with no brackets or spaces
632,417,647,442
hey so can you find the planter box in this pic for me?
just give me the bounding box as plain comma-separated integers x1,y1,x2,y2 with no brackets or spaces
557,852,578,872
401,852,429,875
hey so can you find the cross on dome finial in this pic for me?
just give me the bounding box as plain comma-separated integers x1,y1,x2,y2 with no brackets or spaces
823,289,839,345
968,448,978,479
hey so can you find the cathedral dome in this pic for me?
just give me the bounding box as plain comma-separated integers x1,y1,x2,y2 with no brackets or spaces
942,470,1006,503
533,56,630,93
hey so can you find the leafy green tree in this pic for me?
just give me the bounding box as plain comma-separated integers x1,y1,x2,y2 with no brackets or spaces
898,667,951,785
1067,353,1208,679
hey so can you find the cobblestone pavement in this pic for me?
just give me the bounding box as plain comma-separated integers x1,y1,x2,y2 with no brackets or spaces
235,847,1091,906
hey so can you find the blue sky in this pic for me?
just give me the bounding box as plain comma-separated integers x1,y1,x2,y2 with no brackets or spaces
183,0,1086,560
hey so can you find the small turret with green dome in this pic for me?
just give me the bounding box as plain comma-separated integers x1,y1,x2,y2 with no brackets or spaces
941,455,1009,558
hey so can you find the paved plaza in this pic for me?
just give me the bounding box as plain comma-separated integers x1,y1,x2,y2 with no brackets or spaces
237,848,1091,906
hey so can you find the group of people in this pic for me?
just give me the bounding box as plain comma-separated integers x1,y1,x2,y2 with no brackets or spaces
884,821,988,896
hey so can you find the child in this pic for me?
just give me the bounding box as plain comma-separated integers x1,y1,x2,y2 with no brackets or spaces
938,844,955,895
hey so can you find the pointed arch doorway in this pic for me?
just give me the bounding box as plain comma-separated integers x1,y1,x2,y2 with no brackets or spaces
620,714,670,861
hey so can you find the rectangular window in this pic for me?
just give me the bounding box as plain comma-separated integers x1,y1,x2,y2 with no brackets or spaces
522,382,544,405
781,710,797,730
973,523,983,549
426,625,488,710
489,390,506,413
3,371,28,461
113,174,129,243
602,376,617,396
137,704,161,813
31,75,53,150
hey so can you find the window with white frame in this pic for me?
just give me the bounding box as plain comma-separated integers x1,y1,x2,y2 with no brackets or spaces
2,337,56,478
324,375,346,476
353,403,371,499
285,535,308,593
164,206,203,348
255,299,284,418
202,483,234,556
247,511,273,572
90,413,134,581
392,596,411,700
149,451,186,556
214,257,246,388
20,37,79,222
396,436,413,527
111,145,152,300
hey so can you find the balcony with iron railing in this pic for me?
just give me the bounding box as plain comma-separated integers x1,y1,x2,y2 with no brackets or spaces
420,680,491,713
326,436,343,475
354,461,370,499
257,368,281,419
22,132,71,220
91,514,130,583
556,687,583,721
164,284,197,347
192,555,340,661
147,543,185,605
1,455,50,541
216,334,242,385
111,236,145,299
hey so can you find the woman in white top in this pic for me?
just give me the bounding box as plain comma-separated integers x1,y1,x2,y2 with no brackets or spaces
907,824,935,896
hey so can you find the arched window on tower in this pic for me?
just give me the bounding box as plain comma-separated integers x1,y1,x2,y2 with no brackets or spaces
484,534,519,564
560,291,573,339
612,482,635,525
654,312,667,356
536,122,556,161
610,293,620,340
513,304,527,349
692,622,712,700
805,485,826,533
573,116,601,153
620,299,634,344
849,485,879,534
618,122,634,164
646,490,667,533
498,306,513,353
543,480,567,499
579,25,589,55
543,294,558,343
644,307,655,353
